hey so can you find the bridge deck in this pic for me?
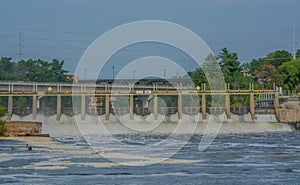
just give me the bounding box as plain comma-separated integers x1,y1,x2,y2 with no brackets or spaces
0,82,275,96
0,82,278,121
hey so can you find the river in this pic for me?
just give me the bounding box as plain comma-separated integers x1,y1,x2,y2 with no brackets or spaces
0,114,299,184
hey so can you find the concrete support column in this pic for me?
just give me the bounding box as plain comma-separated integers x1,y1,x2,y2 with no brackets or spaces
226,93,231,119
105,95,110,121
153,95,158,120
32,95,37,120
130,94,134,120
250,93,255,120
81,95,86,121
178,95,182,120
8,96,13,120
274,92,279,108
202,94,206,120
56,95,62,121
57,84,60,93
274,92,279,116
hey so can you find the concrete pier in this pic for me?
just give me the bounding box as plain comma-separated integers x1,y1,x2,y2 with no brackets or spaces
32,95,37,120
274,93,300,126
250,93,255,120
105,95,110,121
56,95,61,121
2,93,274,122
81,95,86,121
8,96,13,120
226,93,231,119
153,95,158,120
130,94,134,120
178,95,182,120
202,95,206,120
0,82,277,121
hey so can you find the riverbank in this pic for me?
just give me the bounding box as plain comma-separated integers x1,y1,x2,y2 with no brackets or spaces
1,121,42,137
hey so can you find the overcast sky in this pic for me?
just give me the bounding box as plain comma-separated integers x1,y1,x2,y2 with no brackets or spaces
0,0,299,78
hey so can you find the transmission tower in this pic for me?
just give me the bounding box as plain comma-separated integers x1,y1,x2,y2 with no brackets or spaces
293,24,297,60
18,29,24,61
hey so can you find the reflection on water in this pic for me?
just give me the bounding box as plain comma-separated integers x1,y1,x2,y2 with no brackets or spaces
0,131,299,185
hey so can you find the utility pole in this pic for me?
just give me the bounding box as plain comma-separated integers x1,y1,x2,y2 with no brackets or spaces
293,24,297,60
112,66,115,79
18,29,24,61
133,70,136,79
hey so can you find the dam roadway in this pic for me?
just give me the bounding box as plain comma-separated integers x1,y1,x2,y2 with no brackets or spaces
0,81,277,121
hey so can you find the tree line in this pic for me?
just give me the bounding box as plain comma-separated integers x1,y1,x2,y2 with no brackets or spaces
1,49,300,92
0,58,71,113
0,48,300,113
0,58,69,82
188,48,300,93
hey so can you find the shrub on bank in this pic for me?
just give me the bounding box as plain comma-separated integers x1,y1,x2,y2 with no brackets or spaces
0,105,5,135
0,120,4,135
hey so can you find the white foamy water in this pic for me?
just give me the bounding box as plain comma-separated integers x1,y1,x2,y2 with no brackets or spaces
9,113,293,137
1,129,299,185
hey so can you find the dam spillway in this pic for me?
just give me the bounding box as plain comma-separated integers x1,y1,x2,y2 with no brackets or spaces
0,81,277,122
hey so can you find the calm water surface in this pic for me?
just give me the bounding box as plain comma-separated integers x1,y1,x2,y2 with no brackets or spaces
0,131,299,185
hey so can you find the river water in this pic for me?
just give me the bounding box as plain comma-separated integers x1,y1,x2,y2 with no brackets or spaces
0,115,299,184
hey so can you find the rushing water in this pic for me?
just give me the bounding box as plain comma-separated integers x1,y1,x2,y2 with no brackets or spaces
0,115,300,185
1,131,299,184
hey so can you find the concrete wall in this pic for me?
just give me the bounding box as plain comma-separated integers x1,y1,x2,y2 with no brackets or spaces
276,108,300,123
4,121,42,136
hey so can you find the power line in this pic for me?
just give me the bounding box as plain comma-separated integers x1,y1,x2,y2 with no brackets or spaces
0,26,294,37
0,26,100,36
0,26,298,64
22,36,92,43
0,41,292,52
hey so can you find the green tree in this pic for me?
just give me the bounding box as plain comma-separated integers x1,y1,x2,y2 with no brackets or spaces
246,50,293,75
203,54,224,90
296,49,300,59
217,48,243,88
49,59,68,82
0,105,5,135
17,59,69,82
254,64,281,89
18,59,48,82
187,68,206,87
218,48,241,74
0,105,5,117
248,58,267,73
279,59,300,91
264,50,292,67
0,57,16,80
0,58,70,109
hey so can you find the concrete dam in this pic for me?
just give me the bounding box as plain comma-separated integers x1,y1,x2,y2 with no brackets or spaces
0,81,278,123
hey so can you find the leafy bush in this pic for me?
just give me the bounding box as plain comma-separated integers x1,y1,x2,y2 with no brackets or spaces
0,105,5,117
0,105,5,135
0,120,4,135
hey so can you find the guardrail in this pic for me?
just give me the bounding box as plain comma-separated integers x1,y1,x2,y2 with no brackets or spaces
0,81,276,95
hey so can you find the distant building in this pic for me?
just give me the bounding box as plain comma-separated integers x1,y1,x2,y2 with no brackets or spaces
66,75,79,82
240,69,250,76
